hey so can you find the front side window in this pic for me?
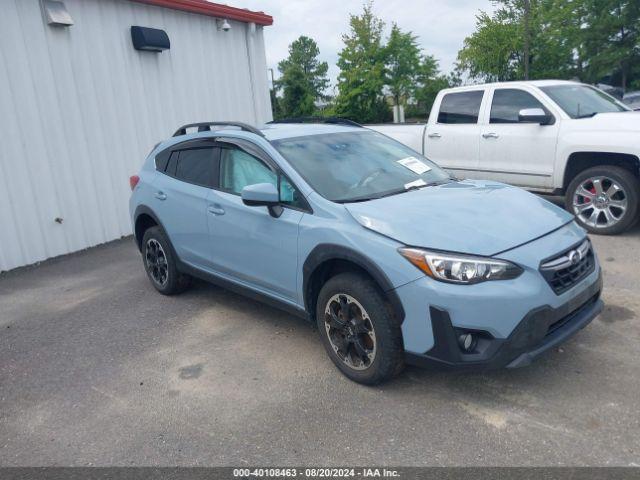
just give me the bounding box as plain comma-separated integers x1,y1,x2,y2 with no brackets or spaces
490,89,547,123
540,84,629,118
437,91,484,124
220,147,306,209
172,148,215,187
272,131,451,203
220,148,277,194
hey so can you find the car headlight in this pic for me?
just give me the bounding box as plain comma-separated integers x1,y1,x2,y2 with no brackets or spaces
398,247,523,284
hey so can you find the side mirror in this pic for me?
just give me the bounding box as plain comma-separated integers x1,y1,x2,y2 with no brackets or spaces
518,108,553,125
241,183,283,218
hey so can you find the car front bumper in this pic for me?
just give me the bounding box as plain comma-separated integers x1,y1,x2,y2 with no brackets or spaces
404,270,602,371
394,221,604,371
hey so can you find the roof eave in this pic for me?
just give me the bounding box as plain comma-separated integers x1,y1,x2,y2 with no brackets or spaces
130,0,273,26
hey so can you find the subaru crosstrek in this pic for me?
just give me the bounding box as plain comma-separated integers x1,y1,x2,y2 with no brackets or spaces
129,120,603,385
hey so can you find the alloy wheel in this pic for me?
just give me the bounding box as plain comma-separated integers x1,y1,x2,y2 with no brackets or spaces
572,176,628,229
324,294,376,371
145,239,169,287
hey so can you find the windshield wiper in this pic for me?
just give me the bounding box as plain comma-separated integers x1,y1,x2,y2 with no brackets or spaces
337,179,452,204
575,112,598,119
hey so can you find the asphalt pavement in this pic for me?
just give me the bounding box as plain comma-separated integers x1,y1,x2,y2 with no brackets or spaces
1,219,639,466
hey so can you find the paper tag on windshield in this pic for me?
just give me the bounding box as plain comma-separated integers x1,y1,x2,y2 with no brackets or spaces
397,157,431,175
404,179,427,189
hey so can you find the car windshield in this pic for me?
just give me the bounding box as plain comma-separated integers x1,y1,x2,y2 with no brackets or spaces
272,130,452,203
540,84,629,118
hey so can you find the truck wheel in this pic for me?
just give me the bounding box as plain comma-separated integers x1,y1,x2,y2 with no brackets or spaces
142,226,191,295
566,166,639,235
316,273,404,385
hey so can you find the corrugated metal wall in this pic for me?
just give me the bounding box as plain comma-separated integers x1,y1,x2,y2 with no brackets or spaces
0,0,272,272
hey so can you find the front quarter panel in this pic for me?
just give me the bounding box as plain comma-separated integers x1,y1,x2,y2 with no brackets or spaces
297,193,425,309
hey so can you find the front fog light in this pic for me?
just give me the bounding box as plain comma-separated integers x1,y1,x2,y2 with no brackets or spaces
458,333,477,352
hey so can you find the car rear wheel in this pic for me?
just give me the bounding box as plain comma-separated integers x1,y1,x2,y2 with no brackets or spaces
566,166,639,235
316,273,404,385
141,226,191,295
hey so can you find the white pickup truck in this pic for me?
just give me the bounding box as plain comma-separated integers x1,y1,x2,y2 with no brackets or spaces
369,80,640,234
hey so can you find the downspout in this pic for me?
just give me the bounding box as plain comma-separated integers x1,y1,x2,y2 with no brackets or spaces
244,22,260,123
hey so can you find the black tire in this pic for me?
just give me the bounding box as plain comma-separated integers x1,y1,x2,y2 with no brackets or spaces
316,272,404,385
141,226,191,295
565,165,640,235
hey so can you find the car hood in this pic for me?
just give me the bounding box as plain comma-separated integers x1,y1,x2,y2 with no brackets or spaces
576,111,640,131
344,180,574,256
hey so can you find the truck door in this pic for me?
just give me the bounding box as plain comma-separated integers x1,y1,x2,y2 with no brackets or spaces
478,87,559,190
424,90,485,178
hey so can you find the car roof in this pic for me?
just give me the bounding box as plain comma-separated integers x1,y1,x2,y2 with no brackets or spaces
443,79,580,93
152,123,369,159
260,123,365,141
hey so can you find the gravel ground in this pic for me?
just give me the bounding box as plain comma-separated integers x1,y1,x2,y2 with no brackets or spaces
1,216,639,466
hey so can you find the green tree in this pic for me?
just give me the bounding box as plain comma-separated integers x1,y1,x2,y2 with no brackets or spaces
276,36,329,118
457,0,576,82
457,10,521,81
335,1,389,123
458,0,640,90
407,57,463,119
413,56,450,116
581,0,640,91
384,23,421,108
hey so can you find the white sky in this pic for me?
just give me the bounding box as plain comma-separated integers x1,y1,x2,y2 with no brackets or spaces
224,0,496,91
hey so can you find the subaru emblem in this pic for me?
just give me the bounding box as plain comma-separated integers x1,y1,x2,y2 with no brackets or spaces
568,249,582,265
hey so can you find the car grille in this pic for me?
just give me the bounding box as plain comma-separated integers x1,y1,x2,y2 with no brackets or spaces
540,239,595,295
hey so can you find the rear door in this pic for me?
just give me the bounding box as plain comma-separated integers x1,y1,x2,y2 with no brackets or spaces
152,140,217,269
206,139,306,303
478,87,560,189
424,90,485,178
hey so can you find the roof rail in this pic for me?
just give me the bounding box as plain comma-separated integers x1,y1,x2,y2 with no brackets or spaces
172,122,265,138
267,117,363,128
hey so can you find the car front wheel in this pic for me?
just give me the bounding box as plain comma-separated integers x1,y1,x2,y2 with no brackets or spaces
566,166,640,235
316,273,404,385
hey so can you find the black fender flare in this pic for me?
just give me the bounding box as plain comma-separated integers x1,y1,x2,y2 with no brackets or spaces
302,244,405,323
133,205,168,252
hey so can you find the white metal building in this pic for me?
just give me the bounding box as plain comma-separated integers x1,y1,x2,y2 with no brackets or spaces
0,0,273,272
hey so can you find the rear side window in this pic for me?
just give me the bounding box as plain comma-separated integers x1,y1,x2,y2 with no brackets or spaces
165,151,179,176
173,148,216,187
437,91,484,124
490,89,546,123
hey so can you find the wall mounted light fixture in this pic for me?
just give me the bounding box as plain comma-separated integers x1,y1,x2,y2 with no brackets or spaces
216,19,231,32
131,26,170,52
41,0,74,27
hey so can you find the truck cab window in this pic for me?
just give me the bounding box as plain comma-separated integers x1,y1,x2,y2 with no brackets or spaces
490,89,547,123
437,91,484,124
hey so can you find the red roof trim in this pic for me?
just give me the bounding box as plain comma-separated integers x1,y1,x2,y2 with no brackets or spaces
130,0,273,26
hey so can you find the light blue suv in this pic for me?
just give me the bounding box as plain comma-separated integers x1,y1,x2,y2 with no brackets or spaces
130,120,603,384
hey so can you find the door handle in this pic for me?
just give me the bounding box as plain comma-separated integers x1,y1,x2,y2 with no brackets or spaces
428,132,441,138
208,205,225,216
154,191,167,201
482,132,499,139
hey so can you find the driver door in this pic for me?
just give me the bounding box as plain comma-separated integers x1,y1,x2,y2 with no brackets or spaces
206,143,305,303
